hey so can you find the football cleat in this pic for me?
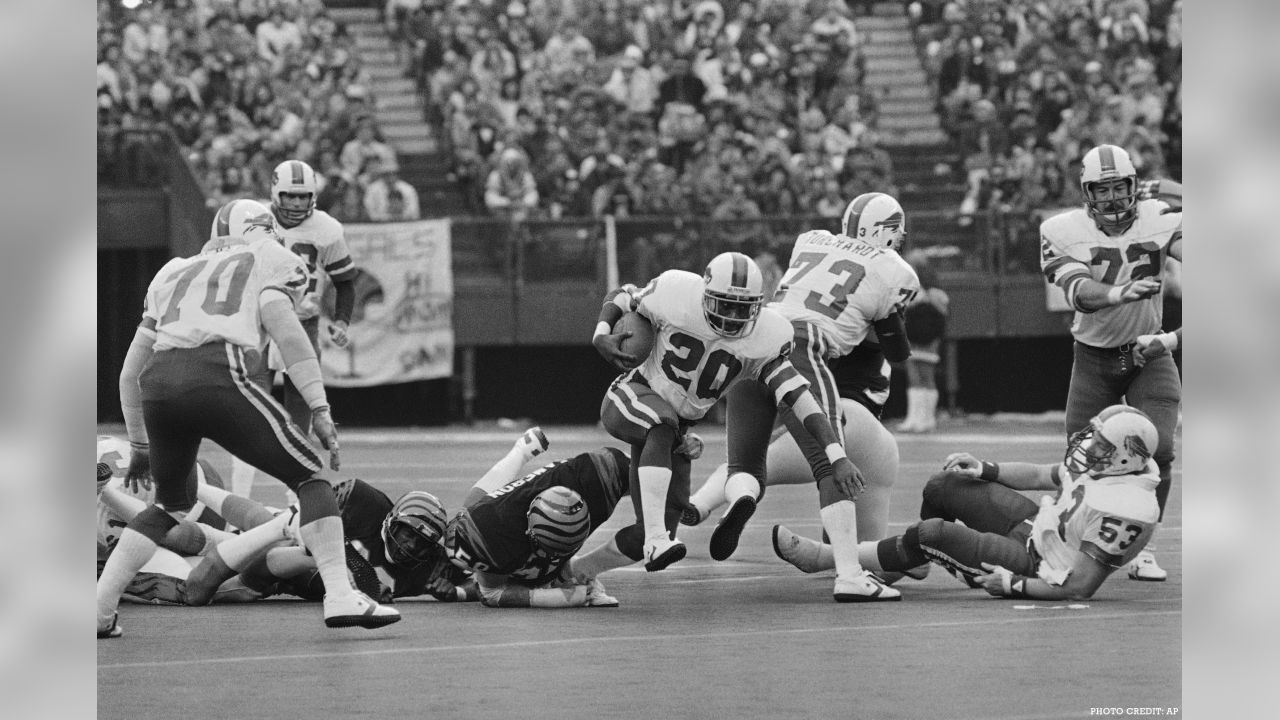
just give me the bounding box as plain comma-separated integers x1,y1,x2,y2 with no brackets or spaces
518,427,549,461
680,503,708,527
833,571,902,603
643,536,686,572
1127,550,1167,581
709,495,757,561
97,612,123,639
584,578,620,608
323,590,402,629
771,524,826,573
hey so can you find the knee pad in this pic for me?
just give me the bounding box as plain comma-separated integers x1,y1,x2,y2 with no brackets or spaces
129,505,181,544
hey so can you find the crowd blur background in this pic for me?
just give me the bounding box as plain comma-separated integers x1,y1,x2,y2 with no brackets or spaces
96,0,1181,250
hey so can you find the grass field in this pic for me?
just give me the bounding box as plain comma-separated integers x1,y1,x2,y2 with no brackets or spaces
96,418,1181,720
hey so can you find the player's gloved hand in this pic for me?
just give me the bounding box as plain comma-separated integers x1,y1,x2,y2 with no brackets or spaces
327,319,350,348
312,406,341,470
831,456,866,498
941,452,982,477
675,431,704,460
124,442,153,493
977,562,1025,598
592,331,639,371
1115,279,1162,304
1133,332,1177,368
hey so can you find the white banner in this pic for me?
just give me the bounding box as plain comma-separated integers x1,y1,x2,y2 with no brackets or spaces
319,219,454,387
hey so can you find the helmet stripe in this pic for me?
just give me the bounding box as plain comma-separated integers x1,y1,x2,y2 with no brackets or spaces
730,253,747,288
290,161,304,185
215,201,234,237
843,192,879,236
1098,145,1115,174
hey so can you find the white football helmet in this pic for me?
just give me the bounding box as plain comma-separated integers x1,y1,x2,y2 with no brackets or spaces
1065,405,1158,478
841,192,906,251
270,159,318,227
702,251,765,337
1080,144,1138,228
209,198,277,243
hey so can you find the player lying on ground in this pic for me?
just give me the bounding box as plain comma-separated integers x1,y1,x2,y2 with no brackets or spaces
443,429,639,608
590,252,864,597
182,475,476,605
773,405,1162,601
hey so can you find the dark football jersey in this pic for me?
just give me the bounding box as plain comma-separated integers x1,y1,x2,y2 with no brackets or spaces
444,449,629,581
831,341,891,417
335,478,393,547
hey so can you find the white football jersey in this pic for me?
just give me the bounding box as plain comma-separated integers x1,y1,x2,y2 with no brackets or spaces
1040,200,1182,347
273,209,356,321
96,435,209,547
1028,462,1160,585
772,230,921,357
626,270,801,420
141,236,309,351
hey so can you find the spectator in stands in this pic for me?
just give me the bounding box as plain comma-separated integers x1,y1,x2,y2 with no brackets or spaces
256,7,303,66
471,25,519,100
543,18,595,79
603,45,658,115
710,182,763,247
484,147,540,220
364,160,422,221
341,118,399,187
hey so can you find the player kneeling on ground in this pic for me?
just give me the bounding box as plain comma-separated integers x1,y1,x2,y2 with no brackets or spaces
773,405,1162,601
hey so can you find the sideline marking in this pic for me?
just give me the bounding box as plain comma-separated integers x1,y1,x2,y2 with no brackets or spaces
99,610,1179,670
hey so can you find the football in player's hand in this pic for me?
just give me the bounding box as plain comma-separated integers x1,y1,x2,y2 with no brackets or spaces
614,312,655,364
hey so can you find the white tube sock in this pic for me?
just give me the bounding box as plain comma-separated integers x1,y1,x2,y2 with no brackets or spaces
299,516,354,599
638,465,673,541
230,457,256,498
820,500,862,581
688,463,730,520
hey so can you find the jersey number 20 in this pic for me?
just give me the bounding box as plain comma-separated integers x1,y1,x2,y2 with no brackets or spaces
660,332,743,400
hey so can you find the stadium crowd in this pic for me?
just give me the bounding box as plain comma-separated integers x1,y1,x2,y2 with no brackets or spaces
396,0,888,221
95,0,414,222
911,0,1182,226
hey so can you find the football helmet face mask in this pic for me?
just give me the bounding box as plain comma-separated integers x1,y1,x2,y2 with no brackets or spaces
526,486,591,557
1080,144,1138,228
1064,405,1158,478
209,199,278,244
702,252,765,337
270,160,318,227
381,491,449,566
842,192,906,251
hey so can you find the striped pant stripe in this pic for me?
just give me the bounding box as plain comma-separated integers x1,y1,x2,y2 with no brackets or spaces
803,323,842,446
225,345,323,471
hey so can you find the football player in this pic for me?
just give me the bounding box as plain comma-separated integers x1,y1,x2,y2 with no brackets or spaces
1039,145,1182,581
98,199,398,638
586,252,866,597
229,160,358,498
773,405,1161,601
680,195,919,601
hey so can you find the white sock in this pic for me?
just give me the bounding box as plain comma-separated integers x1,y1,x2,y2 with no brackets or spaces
196,483,232,516
214,511,292,570
570,537,634,579
921,388,939,427
196,524,237,555
688,463,730,520
99,486,147,522
856,540,885,572
299,516,354,599
472,444,531,495
97,528,159,622
724,472,760,505
230,457,256,498
820,500,862,581
901,388,921,427
638,465,673,542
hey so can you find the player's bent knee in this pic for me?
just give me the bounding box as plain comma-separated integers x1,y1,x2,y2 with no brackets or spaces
614,525,644,561
295,477,340,524
129,505,181,545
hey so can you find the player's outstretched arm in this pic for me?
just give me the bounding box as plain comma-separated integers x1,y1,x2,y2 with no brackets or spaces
261,290,340,470
118,326,156,492
977,555,1110,601
474,571,590,608
940,454,1057,491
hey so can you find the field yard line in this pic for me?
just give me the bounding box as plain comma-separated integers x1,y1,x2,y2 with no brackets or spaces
98,609,1179,671
328,430,1066,445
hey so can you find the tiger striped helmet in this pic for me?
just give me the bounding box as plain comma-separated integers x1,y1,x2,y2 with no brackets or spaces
526,486,591,556
381,491,449,566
